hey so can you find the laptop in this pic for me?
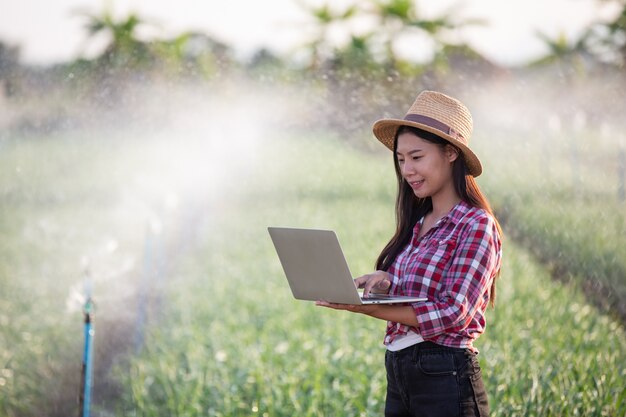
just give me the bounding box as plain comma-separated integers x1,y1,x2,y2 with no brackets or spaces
268,227,427,305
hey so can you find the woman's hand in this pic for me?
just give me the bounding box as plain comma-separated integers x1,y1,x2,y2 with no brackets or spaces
314,300,379,315
314,270,390,316
315,300,419,328
354,270,392,297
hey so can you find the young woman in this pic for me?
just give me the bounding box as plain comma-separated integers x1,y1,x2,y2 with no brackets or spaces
316,90,502,417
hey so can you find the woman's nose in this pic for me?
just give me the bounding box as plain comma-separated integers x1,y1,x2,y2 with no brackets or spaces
401,161,415,176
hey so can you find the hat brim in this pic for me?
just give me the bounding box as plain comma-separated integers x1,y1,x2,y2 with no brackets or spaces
372,118,483,177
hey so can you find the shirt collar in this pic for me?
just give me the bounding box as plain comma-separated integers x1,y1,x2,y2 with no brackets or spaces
441,199,472,225
413,200,472,236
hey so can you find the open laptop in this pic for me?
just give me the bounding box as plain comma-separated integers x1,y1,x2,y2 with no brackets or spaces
268,227,427,305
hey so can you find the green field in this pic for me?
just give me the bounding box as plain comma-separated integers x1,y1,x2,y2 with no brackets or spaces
1,125,625,416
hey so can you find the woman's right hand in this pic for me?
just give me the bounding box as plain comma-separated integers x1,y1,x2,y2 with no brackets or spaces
354,271,392,297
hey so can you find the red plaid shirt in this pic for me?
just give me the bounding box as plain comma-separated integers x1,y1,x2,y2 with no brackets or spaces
385,200,502,351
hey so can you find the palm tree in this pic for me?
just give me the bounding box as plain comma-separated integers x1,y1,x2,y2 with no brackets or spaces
531,30,594,79
80,7,152,69
593,1,626,66
547,0,626,68
367,0,485,72
330,34,379,74
534,31,591,62
296,1,358,70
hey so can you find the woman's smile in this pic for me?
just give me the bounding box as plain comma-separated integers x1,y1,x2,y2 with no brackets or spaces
408,179,424,190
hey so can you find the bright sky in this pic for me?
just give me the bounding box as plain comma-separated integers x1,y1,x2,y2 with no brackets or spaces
0,0,620,66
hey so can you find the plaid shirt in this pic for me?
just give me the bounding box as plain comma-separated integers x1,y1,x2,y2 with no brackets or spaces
385,200,502,351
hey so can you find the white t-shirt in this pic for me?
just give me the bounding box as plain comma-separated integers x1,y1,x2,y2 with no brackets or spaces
386,330,424,351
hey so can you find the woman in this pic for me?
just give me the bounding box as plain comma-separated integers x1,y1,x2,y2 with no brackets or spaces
316,90,502,417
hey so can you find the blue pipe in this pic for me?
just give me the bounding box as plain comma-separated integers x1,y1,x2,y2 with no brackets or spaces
80,298,95,417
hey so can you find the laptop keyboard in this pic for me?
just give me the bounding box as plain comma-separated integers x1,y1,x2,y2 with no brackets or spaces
362,294,395,300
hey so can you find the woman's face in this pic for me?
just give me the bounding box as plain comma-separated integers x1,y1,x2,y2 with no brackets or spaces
396,131,458,200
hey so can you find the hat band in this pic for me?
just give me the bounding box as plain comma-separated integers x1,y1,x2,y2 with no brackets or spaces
403,114,467,145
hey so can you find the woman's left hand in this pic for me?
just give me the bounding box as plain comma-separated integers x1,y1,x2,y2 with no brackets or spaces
315,300,378,315
315,301,418,328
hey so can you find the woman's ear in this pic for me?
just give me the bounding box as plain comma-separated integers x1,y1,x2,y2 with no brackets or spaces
445,144,460,162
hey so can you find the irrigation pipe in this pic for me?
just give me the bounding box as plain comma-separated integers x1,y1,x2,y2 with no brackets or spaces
79,269,95,417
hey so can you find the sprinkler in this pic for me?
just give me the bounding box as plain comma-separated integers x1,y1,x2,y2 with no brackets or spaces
79,269,95,417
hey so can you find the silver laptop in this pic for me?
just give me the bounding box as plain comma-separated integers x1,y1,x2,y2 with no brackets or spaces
268,227,427,305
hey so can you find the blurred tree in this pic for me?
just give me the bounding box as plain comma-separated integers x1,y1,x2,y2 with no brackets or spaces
80,7,152,70
366,0,485,73
0,41,20,96
592,0,626,66
247,48,286,80
150,33,190,68
369,0,435,70
531,30,593,76
296,1,358,70
295,1,492,136
330,34,379,75
298,0,486,76
430,43,499,80
535,1,626,68
173,32,236,78
76,5,241,83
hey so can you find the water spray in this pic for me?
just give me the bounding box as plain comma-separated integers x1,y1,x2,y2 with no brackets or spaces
79,267,95,417
136,219,159,352
619,143,625,204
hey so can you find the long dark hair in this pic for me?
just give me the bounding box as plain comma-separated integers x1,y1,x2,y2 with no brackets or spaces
375,125,502,306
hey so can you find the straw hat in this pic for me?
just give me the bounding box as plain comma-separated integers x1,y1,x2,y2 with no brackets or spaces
372,90,482,177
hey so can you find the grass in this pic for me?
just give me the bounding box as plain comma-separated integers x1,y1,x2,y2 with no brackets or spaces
115,134,626,416
473,126,626,321
0,124,624,416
